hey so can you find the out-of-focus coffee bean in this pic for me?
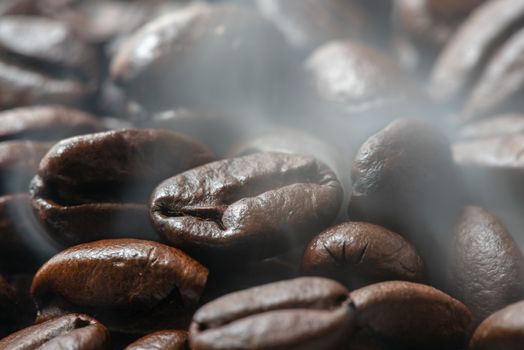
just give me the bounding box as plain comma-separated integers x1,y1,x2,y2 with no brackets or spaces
189,277,354,350
470,300,524,350
349,281,472,350
0,15,99,109
150,152,342,265
30,128,214,245
0,313,110,350
125,330,188,350
348,118,461,286
458,114,524,140
111,3,296,115
31,239,208,334
448,206,524,324
302,222,426,289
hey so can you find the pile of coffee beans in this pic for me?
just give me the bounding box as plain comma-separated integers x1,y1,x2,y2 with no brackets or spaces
1,0,524,349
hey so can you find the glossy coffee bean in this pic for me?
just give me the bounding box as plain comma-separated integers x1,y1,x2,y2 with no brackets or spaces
111,3,294,114
31,239,208,334
470,300,524,350
125,330,188,350
431,0,524,118
0,194,58,273
448,206,524,324
150,152,342,264
255,0,369,53
348,118,460,285
0,105,103,141
349,281,472,349
0,15,98,109
189,277,353,350
0,313,110,350
302,222,425,289
30,128,213,245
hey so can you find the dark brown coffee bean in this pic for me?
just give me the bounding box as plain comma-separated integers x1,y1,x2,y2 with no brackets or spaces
0,313,110,350
255,0,369,53
303,40,424,152
348,118,460,286
189,277,353,350
111,3,294,114
448,206,524,325
302,222,425,289
0,15,98,109
349,281,472,350
150,152,342,264
125,330,188,350
0,0,36,16
31,239,208,334
0,105,103,141
430,0,524,117
0,141,53,195
470,300,524,350
230,128,351,219
0,194,58,273
30,128,213,245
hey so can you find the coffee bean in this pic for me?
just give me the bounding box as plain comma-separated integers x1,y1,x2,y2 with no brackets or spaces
189,277,353,350
431,0,524,118
448,206,524,324
0,15,98,109
0,313,110,350
31,239,208,334
348,118,460,286
349,281,472,349
125,330,188,350
30,128,213,245
150,152,342,264
0,105,104,141
470,300,524,350
111,2,294,114
302,222,425,289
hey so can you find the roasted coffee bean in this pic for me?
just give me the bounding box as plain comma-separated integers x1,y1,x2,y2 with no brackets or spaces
0,313,110,350
0,105,103,141
150,152,342,264
349,281,472,350
470,300,524,350
111,3,295,114
30,128,213,245
0,194,58,273
431,0,524,119
394,0,486,74
125,330,188,350
303,40,424,152
0,0,36,16
348,118,460,286
189,277,353,350
230,127,351,218
255,0,369,54
31,239,208,334
448,206,524,324
302,222,425,289
0,15,98,109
